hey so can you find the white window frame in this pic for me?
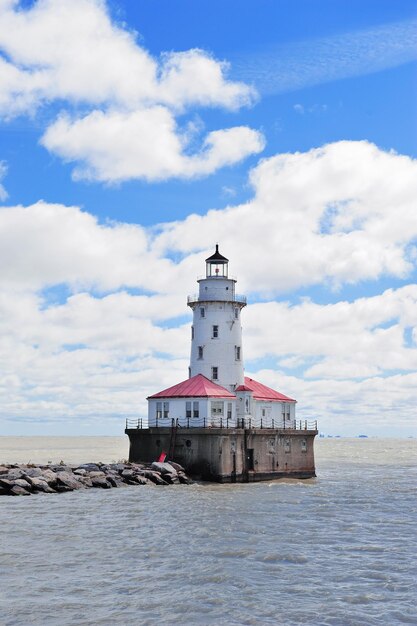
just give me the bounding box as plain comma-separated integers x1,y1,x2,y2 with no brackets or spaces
211,401,224,416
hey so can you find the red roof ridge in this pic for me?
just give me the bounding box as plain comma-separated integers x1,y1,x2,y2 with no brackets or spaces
148,373,235,399
243,376,296,402
235,384,253,392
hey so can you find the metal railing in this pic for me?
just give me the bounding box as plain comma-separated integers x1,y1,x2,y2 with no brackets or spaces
187,294,247,305
126,416,318,431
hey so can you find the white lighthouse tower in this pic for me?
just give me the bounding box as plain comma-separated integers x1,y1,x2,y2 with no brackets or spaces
128,244,318,482
187,245,246,392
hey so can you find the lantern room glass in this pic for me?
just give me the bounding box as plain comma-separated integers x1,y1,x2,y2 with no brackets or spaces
206,261,228,278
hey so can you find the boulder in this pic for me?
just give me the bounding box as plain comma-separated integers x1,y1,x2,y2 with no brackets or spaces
13,478,33,491
105,475,119,488
24,467,43,478
73,468,86,476
142,470,169,485
56,472,84,490
77,463,100,472
7,468,26,480
76,476,93,488
10,485,31,496
167,461,185,473
88,471,106,478
0,466,9,475
26,477,55,493
121,469,134,479
162,473,180,485
110,463,128,472
178,472,194,485
91,477,112,489
131,475,151,486
50,465,73,473
0,478,14,491
151,462,178,476
39,469,58,485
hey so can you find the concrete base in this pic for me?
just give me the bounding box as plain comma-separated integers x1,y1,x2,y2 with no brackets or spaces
125,427,317,482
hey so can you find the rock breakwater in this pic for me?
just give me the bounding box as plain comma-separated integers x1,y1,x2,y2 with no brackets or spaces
0,461,193,496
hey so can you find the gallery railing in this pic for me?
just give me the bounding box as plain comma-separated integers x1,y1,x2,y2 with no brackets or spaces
126,417,318,431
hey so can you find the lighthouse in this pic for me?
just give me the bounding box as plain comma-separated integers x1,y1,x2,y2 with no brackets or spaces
126,245,318,482
188,245,246,391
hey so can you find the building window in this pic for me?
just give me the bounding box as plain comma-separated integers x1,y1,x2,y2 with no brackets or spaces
211,401,224,415
227,402,232,419
188,367,191,378
163,402,169,418
301,439,307,452
186,401,192,419
235,346,241,360
282,403,291,421
284,438,291,453
193,401,199,418
198,346,204,360
200,307,205,318
212,325,219,338
156,402,162,419
234,308,239,319
262,408,266,417
212,366,218,380
191,326,194,339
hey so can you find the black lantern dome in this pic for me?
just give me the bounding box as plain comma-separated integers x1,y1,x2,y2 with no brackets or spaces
205,244,229,277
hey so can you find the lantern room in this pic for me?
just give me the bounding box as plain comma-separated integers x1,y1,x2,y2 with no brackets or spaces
205,244,229,278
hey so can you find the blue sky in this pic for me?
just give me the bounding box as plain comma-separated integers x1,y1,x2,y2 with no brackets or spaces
0,0,416,436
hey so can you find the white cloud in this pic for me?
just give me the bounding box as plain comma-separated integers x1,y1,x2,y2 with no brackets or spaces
233,18,417,95
1,140,417,434
155,141,417,293
0,0,255,113
0,0,262,181
41,110,264,182
2,141,416,295
244,286,417,376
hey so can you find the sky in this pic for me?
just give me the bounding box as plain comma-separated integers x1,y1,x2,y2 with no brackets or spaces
0,0,416,437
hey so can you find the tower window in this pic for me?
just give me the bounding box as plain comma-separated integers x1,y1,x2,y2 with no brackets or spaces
186,401,192,418
301,439,307,452
227,403,232,419
156,402,162,419
211,366,218,380
191,326,194,339
235,346,241,360
212,325,219,338
193,401,199,418
200,307,205,318
198,346,204,360
163,402,169,418
234,308,239,319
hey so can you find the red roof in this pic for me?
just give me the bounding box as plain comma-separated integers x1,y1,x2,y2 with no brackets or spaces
235,384,253,392
148,374,235,399
243,377,296,403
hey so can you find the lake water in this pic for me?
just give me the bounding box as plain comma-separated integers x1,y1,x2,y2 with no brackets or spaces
1,437,416,625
